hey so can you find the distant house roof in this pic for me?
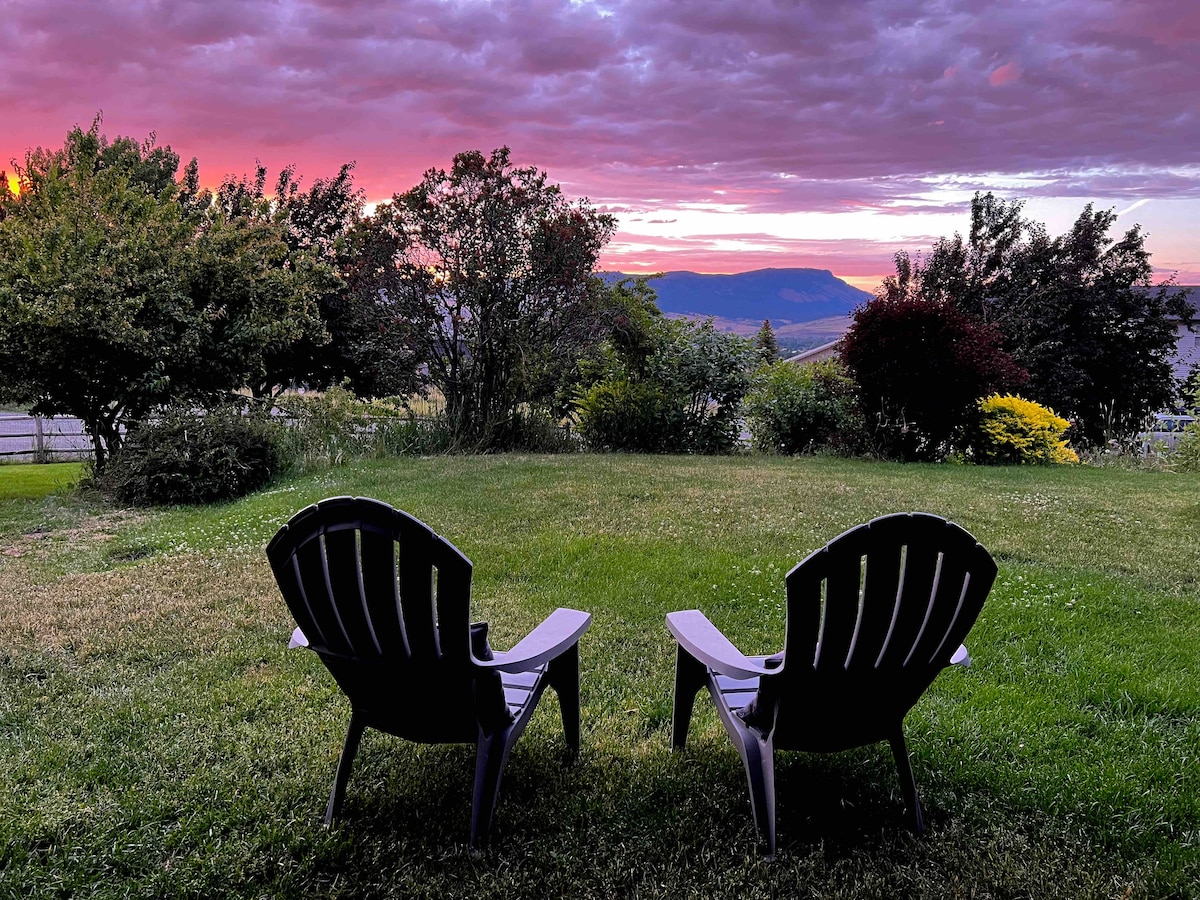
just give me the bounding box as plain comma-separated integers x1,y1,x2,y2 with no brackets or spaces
1159,287,1199,383
783,339,840,365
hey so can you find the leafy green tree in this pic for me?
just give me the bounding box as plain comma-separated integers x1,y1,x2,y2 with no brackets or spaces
0,120,325,468
390,148,617,447
0,123,197,469
203,161,423,398
556,274,664,419
334,201,432,399
602,275,667,379
183,207,331,399
895,193,1193,446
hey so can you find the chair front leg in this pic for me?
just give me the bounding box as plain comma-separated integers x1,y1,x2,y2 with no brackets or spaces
546,641,582,756
729,724,777,859
671,644,708,750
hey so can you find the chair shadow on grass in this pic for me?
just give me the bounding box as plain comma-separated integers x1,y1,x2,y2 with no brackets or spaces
647,727,960,858
303,715,960,863
300,702,596,850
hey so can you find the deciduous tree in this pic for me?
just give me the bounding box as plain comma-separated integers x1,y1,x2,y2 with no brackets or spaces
391,148,617,447
0,119,325,468
895,193,1193,445
841,296,1025,460
205,161,423,398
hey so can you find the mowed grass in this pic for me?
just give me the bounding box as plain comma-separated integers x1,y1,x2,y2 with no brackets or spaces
1,455,1199,898
0,461,81,501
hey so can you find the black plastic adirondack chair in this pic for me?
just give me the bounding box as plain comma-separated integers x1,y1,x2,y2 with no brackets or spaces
266,496,591,848
667,512,997,858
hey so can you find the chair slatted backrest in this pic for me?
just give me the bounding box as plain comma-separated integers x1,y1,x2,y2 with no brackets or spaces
266,497,479,740
766,513,996,750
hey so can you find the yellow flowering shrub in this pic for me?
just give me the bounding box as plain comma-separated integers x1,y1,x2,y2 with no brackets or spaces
972,394,1078,465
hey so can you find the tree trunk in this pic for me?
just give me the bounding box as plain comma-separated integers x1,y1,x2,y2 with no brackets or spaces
85,417,108,472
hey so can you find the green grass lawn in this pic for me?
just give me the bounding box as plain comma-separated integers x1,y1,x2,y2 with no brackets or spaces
0,461,82,501
1,455,1198,898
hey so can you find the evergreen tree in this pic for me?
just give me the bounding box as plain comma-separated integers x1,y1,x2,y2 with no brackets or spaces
755,319,780,364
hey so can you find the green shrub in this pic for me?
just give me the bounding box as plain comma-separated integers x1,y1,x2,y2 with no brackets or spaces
1173,384,1200,473
648,319,753,454
574,379,679,452
968,393,1078,465
102,405,283,506
1174,424,1200,472
573,318,754,454
744,359,866,455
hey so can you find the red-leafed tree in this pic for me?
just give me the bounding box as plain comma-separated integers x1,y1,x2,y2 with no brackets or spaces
841,291,1026,460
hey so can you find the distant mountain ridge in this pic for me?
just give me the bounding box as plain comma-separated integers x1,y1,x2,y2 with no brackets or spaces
603,268,871,344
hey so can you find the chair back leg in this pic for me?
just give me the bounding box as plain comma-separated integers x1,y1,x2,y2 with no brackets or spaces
325,711,367,825
889,729,926,835
470,725,517,848
728,722,777,859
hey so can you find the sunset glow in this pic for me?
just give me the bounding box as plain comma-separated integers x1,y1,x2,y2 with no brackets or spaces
1,0,1197,288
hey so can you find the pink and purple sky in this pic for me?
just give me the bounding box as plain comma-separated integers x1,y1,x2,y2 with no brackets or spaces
3,0,1198,290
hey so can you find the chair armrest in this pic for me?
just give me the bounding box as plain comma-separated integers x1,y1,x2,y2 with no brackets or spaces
666,609,776,680
473,607,592,673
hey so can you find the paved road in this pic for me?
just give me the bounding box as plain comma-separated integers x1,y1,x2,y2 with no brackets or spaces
0,414,93,460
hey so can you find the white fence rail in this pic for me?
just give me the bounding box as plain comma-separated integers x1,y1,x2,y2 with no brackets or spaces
0,414,93,462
